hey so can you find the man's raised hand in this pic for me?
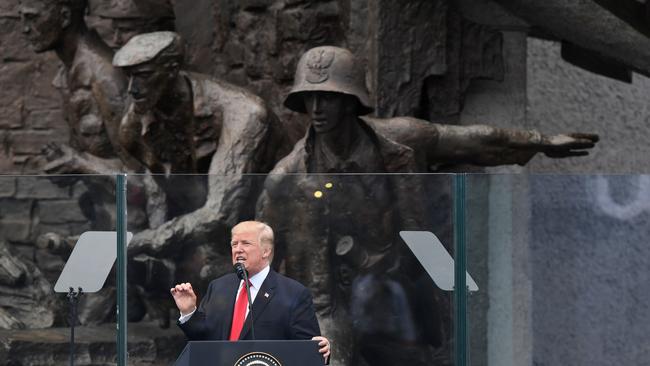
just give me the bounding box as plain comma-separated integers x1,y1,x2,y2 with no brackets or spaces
170,282,197,315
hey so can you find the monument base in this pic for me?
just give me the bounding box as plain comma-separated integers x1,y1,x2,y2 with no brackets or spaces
0,321,185,366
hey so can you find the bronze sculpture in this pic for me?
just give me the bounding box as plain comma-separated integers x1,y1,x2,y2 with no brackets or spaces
90,0,175,50
0,239,56,329
18,0,173,326
258,46,599,365
17,0,168,239
112,31,289,290
283,47,599,171
19,0,130,174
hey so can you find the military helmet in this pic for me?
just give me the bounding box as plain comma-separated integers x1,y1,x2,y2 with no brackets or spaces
113,31,182,67
284,46,373,115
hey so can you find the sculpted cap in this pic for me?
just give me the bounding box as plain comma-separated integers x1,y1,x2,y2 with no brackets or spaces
90,0,174,20
284,46,373,115
113,31,182,67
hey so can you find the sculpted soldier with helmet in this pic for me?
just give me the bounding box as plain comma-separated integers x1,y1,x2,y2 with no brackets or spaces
258,46,599,365
258,46,441,365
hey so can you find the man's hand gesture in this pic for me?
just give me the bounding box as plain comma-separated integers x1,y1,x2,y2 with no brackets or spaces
170,282,197,315
312,336,331,362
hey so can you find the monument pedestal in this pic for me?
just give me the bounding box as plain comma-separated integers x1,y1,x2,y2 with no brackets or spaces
0,322,185,366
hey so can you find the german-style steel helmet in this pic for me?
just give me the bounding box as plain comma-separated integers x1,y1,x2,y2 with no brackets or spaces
284,46,373,115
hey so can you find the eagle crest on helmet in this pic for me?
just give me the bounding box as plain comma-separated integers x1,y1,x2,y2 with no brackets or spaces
306,49,335,84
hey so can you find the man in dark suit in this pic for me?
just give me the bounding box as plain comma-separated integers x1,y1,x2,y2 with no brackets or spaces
170,221,331,360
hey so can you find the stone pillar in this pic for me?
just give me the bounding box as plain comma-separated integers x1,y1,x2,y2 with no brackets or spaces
458,2,532,366
366,0,448,118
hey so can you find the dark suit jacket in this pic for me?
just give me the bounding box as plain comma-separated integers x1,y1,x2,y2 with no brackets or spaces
178,270,321,340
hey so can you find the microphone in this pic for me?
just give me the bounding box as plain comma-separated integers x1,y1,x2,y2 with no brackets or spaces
233,262,255,340
234,262,248,280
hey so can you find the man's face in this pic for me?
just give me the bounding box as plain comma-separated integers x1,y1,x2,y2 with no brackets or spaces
303,91,355,134
124,61,174,113
102,18,156,50
75,112,113,158
19,0,66,52
231,228,271,277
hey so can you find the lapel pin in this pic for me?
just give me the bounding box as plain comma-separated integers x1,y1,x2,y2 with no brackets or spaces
264,292,269,298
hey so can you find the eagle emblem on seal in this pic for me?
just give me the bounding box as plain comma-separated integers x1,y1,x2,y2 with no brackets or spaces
234,352,282,366
306,49,335,84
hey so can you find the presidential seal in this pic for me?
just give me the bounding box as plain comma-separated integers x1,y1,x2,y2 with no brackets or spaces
234,352,282,366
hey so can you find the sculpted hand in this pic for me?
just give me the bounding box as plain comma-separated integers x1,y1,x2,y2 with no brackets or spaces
128,229,159,256
312,336,331,361
42,143,82,174
539,132,599,158
42,142,64,161
170,282,197,315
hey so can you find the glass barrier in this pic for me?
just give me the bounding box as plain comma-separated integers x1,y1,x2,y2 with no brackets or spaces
6,173,646,366
125,173,457,365
0,175,118,365
466,174,650,366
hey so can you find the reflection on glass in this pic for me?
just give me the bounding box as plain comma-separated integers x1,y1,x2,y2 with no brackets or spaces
54,231,133,293
0,175,118,365
466,174,650,366
116,173,457,365
400,231,478,292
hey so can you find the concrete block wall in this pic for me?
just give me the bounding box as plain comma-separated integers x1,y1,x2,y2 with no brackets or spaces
0,1,69,175
0,176,89,270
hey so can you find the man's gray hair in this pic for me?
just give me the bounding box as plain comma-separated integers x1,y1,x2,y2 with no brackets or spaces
232,221,274,250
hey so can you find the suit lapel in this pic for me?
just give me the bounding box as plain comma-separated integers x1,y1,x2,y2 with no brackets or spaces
223,274,241,339
239,270,277,339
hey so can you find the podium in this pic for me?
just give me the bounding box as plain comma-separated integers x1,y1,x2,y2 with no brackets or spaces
173,340,323,366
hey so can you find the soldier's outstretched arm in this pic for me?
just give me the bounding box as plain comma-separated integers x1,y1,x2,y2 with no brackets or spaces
433,124,599,166
42,142,124,174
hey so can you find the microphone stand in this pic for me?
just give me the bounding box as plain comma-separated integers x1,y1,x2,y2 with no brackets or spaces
235,263,255,340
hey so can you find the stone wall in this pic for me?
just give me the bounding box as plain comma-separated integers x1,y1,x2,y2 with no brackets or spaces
0,176,90,330
464,36,650,366
526,38,650,173
0,177,89,247
524,39,650,366
0,0,68,175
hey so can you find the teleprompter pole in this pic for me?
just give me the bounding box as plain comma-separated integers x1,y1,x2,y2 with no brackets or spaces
67,286,82,366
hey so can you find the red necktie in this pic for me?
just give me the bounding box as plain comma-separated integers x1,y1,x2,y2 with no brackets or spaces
229,281,249,340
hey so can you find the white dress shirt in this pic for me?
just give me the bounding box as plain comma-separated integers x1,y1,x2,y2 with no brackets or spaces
178,265,270,324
